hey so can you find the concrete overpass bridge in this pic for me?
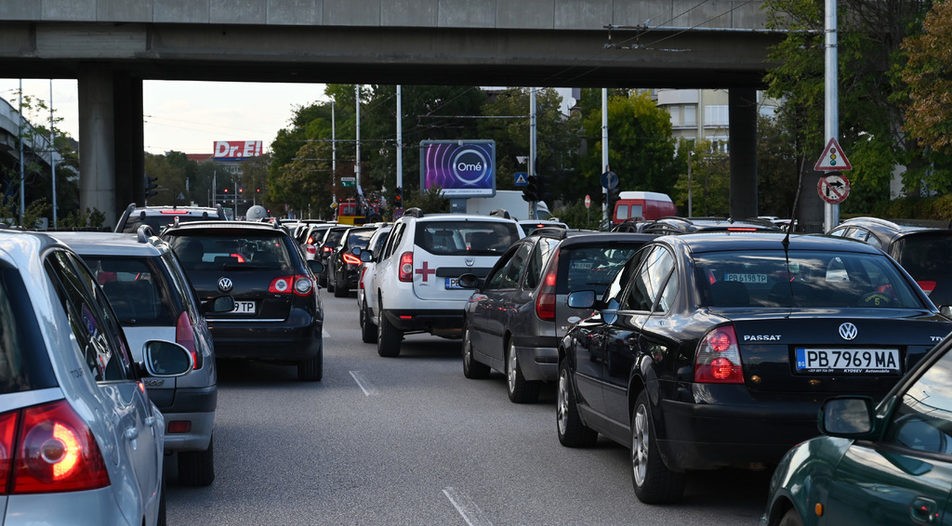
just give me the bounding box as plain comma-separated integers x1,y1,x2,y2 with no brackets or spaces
0,0,783,224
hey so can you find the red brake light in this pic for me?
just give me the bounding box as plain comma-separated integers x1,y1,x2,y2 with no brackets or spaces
175,311,201,370
269,275,313,296
358,266,367,289
399,252,414,282
305,244,317,256
535,250,559,321
0,411,17,493
727,227,758,232
694,325,744,384
159,210,189,215
342,253,361,266
9,400,110,494
322,246,334,254
229,253,246,263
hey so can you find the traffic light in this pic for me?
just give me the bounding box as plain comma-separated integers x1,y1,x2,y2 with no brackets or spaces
145,176,159,199
522,175,539,202
393,187,403,208
608,185,621,208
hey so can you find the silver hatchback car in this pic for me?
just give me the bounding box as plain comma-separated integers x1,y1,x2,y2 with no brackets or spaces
0,229,193,525
55,229,232,487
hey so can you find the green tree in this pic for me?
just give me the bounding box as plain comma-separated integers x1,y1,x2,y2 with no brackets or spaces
671,140,731,216
901,0,952,157
581,91,679,206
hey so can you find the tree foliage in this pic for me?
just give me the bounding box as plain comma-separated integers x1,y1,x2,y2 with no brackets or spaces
901,0,952,156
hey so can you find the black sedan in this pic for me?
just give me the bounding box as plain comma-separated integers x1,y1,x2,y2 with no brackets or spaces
557,232,952,504
330,225,376,297
163,220,326,381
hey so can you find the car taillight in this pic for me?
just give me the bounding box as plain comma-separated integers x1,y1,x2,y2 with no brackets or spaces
399,252,414,282
1,400,110,494
229,253,246,263
535,250,560,321
694,325,744,384
322,246,334,254
176,311,201,370
342,252,361,266
358,266,367,289
269,275,313,297
305,244,317,256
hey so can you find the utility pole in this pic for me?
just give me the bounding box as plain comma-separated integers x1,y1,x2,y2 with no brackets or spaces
18,79,25,224
529,87,537,220
823,0,840,232
601,88,609,226
355,85,361,198
50,79,58,229
331,99,336,205
396,85,403,193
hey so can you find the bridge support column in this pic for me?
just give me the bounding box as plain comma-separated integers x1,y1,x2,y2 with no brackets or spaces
78,69,144,228
729,88,758,219
78,68,117,227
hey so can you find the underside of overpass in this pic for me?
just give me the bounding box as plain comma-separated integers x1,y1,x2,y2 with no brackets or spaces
0,18,783,225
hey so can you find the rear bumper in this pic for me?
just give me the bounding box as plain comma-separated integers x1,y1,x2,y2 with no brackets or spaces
163,410,215,452
209,313,323,361
657,397,820,471
513,337,559,381
384,309,464,334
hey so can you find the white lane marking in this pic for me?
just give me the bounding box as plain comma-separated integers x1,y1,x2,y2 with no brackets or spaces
442,486,493,526
349,371,378,396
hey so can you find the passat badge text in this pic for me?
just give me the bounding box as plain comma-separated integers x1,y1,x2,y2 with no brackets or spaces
744,334,782,342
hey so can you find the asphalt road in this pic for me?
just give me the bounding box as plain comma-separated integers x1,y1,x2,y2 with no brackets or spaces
166,290,771,525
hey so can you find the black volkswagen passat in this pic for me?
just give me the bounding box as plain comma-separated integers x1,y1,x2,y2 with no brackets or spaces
557,232,952,504
163,220,325,381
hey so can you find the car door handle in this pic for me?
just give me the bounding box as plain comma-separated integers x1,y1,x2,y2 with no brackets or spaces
911,497,939,524
124,427,138,441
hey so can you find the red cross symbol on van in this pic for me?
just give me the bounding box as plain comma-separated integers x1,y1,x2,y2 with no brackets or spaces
415,261,436,282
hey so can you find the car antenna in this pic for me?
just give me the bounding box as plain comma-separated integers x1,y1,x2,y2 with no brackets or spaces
781,159,807,314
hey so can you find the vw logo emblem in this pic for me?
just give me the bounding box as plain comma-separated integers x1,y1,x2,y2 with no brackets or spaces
838,322,858,341
464,257,475,267
218,277,233,292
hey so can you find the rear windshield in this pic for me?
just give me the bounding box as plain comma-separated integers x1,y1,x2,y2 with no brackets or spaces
346,229,375,250
0,266,57,393
694,250,926,309
80,256,177,326
323,229,348,247
557,243,645,295
167,232,297,272
415,221,520,255
120,212,220,233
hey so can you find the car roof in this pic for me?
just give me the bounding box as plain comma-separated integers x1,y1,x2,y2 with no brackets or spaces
50,231,169,257
401,213,519,224
161,220,289,234
0,230,67,267
838,216,952,235
661,232,888,254
646,216,780,232
552,232,658,247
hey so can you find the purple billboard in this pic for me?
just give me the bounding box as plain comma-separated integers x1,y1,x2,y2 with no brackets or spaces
420,140,496,198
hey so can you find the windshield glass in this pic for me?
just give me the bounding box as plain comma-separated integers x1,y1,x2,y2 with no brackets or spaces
168,233,295,272
558,243,646,295
694,250,926,309
415,221,520,255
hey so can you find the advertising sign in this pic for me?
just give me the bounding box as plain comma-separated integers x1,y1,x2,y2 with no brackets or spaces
214,140,263,160
420,140,495,198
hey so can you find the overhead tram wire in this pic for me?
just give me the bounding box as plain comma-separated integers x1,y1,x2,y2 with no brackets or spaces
611,0,760,52
605,0,717,48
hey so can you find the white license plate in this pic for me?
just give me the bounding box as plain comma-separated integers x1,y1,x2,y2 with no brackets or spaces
795,348,900,374
445,277,463,290
232,301,256,314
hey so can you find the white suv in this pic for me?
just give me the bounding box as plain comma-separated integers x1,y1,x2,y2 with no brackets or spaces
371,209,524,357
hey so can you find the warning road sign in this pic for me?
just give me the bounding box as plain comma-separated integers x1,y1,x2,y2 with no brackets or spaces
814,138,852,171
817,174,851,204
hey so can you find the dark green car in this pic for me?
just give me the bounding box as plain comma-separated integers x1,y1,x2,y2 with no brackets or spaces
762,334,952,525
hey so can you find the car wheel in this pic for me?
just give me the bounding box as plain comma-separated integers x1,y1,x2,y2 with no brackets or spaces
156,476,167,526
178,434,215,487
360,301,377,344
462,326,490,379
556,361,598,447
778,508,804,526
506,340,539,403
297,344,324,381
631,391,685,504
377,309,403,357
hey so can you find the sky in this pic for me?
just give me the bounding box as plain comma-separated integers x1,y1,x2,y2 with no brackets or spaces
0,79,328,155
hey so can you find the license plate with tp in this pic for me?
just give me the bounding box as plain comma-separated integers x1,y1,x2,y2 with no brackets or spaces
795,347,900,374
232,301,256,314
445,277,464,290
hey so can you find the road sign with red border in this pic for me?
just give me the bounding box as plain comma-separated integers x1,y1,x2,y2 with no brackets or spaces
814,138,852,171
584,194,591,209
817,174,851,204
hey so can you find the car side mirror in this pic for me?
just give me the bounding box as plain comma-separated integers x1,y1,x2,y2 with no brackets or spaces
820,396,875,437
203,295,235,314
360,250,373,262
940,305,952,320
351,246,362,256
567,290,596,309
140,340,194,377
308,260,325,276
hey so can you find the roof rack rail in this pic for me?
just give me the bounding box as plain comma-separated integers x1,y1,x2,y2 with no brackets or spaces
489,209,511,219
403,207,424,218
136,224,157,243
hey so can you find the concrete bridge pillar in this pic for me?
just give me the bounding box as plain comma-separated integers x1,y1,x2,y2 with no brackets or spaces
78,68,144,228
729,88,758,219
78,68,117,227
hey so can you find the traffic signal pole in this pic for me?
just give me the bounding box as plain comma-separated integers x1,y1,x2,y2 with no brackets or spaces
601,88,609,226
529,87,537,220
